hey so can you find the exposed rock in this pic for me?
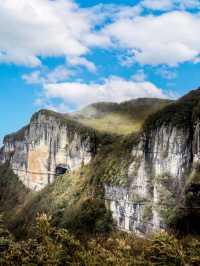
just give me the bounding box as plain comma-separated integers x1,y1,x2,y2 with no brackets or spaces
104,124,193,233
0,110,96,191
104,89,200,233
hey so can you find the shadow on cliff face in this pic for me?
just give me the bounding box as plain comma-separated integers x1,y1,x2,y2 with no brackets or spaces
170,180,200,235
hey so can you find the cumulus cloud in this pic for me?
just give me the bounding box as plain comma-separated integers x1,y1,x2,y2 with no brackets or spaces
22,65,72,84
68,57,97,72
141,0,200,11
41,76,169,110
1,0,200,70
141,0,173,10
104,11,200,66
0,0,108,68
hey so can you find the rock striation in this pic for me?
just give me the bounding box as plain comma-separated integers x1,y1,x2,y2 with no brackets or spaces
105,90,200,233
104,125,194,233
0,110,96,190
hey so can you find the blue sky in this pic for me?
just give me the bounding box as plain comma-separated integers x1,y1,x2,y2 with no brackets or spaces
1,0,200,144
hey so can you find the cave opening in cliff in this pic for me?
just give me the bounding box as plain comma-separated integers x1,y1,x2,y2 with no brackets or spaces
55,164,70,176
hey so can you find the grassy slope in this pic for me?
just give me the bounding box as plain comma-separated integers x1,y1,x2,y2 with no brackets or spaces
6,164,114,238
9,168,89,238
76,113,142,135
74,98,172,135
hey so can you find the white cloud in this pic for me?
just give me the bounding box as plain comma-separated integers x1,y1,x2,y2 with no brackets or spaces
141,0,200,11
22,71,43,84
142,0,173,11
1,0,200,71
104,11,200,66
22,65,72,84
0,0,108,68
68,57,97,72
174,0,200,10
46,66,72,83
156,67,177,80
42,76,169,110
132,69,147,82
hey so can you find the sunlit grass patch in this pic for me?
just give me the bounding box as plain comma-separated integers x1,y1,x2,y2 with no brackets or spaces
79,113,142,135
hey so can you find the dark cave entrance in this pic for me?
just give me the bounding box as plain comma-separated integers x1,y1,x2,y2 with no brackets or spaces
55,164,70,176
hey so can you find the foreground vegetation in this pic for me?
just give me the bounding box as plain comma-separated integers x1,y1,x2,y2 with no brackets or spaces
1,164,199,265
0,213,200,266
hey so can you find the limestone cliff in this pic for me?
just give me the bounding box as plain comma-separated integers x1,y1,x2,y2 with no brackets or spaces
1,91,200,235
105,89,200,234
0,110,96,190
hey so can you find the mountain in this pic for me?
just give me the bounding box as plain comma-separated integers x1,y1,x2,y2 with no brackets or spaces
73,98,172,135
0,98,172,191
0,93,200,237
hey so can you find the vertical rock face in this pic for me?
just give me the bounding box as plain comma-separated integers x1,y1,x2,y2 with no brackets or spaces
0,110,95,191
105,121,200,234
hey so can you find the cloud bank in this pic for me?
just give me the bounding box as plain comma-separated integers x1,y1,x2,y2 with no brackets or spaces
0,0,199,111
0,0,109,68
1,0,200,68
41,76,169,111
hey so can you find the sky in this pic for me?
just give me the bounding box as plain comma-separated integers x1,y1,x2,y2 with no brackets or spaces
1,0,200,144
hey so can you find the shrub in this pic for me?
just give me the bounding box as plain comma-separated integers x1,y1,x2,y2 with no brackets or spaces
69,198,113,234
147,232,186,266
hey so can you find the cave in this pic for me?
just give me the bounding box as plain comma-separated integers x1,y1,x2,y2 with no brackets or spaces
55,164,70,176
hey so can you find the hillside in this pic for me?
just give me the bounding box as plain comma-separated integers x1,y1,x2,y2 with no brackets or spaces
0,92,200,240
73,98,172,135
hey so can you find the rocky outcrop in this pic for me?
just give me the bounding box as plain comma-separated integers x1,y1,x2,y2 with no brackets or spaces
104,124,193,233
1,91,200,235
104,98,200,234
0,110,96,191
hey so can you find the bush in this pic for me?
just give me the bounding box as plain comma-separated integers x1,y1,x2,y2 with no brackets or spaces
146,232,186,265
170,171,200,235
69,198,113,234
1,213,200,266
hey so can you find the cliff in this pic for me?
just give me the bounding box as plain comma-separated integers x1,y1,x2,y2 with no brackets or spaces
0,93,199,235
0,110,96,190
105,89,200,234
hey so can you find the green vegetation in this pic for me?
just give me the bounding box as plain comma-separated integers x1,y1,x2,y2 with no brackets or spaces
153,174,178,225
4,125,29,142
142,204,153,222
1,213,200,266
66,198,113,234
144,88,200,132
76,113,142,135
0,164,114,238
0,164,31,226
170,169,200,235
88,134,139,187
76,98,172,135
